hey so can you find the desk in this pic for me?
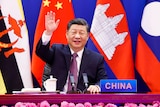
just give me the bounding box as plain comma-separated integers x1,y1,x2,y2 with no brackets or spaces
0,93,160,105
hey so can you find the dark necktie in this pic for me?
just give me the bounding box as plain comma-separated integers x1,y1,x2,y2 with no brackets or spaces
68,53,78,91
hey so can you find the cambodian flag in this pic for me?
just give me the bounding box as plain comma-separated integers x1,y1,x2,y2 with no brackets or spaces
89,0,135,79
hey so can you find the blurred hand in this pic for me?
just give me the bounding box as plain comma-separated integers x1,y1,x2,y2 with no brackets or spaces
87,85,100,94
45,11,60,35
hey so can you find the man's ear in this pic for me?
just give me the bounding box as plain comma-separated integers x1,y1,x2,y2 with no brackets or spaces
66,31,68,39
87,33,90,40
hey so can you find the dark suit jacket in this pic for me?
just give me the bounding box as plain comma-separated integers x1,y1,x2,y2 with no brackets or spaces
36,39,107,92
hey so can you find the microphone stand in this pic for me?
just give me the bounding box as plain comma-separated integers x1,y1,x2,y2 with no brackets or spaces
82,73,90,93
67,74,77,94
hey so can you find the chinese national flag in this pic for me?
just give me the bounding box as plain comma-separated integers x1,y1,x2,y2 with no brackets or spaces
32,0,74,86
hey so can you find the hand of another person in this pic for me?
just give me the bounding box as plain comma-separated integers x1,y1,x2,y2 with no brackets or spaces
45,11,60,35
87,85,101,94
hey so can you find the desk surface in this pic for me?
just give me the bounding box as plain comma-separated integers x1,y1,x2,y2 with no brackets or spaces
0,93,160,105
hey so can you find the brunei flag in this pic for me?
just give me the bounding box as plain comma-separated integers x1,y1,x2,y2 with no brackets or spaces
0,0,33,94
135,0,160,92
32,0,74,86
89,0,134,79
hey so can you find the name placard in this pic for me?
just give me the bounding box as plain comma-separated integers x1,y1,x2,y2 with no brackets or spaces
100,79,137,93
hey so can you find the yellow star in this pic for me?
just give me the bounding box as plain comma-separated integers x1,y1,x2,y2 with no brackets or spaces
43,0,51,7
55,1,63,10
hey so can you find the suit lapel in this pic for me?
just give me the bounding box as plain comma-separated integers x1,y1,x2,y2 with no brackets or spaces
79,48,89,74
64,45,72,72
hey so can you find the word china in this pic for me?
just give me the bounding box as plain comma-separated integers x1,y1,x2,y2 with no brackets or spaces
105,82,132,89
100,79,137,93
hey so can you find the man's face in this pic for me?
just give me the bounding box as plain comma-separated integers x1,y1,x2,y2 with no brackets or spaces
66,24,89,52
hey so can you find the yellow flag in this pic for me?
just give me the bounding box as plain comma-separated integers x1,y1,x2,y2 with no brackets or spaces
0,70,6,94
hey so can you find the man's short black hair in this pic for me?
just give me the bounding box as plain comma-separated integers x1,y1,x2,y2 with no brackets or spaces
67,18,90,32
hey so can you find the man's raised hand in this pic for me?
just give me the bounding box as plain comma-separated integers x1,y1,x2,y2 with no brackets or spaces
45,11,60,35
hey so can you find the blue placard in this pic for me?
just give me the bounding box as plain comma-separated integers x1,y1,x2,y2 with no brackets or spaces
100,79,137,93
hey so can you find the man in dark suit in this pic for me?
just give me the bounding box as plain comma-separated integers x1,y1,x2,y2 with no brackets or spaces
36,11,107,93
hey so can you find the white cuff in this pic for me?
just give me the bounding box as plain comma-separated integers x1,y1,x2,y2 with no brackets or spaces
42,31,52,45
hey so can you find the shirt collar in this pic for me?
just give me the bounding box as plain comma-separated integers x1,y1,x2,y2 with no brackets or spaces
70,48,84,59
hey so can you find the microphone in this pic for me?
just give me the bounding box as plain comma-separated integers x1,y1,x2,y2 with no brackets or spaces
69,73,76,92
82,73,89,88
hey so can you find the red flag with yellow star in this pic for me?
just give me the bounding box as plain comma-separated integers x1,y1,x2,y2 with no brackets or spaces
32,0,74,86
